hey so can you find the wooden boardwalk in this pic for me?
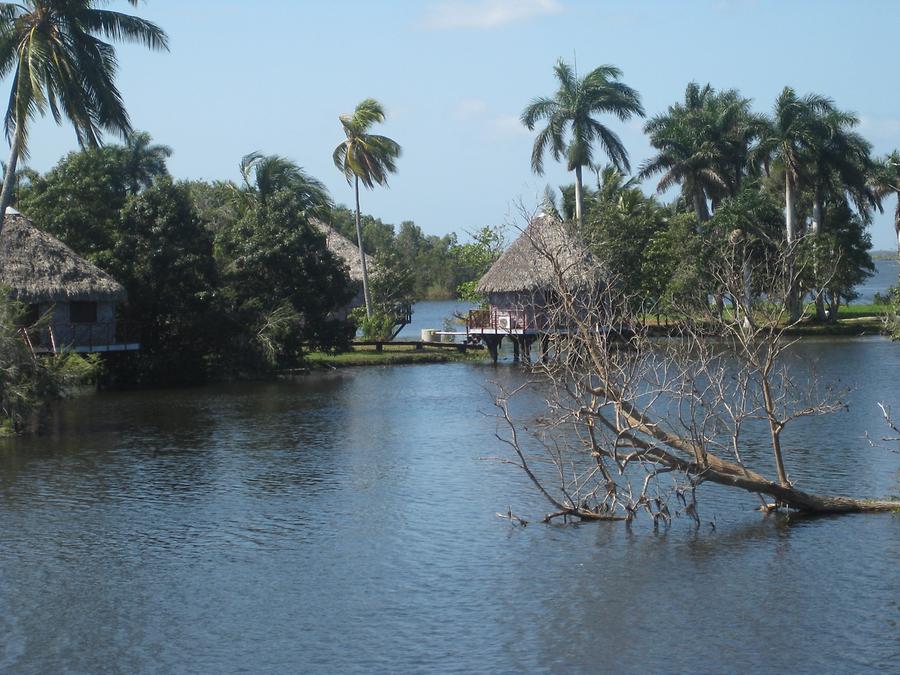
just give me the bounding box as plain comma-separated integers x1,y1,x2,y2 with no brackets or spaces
353,340,483,353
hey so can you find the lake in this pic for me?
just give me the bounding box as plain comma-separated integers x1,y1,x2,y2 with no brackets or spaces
1,336,898,673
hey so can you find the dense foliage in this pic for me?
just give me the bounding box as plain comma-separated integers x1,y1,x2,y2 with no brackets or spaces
0,293,97,432
12,137,502,386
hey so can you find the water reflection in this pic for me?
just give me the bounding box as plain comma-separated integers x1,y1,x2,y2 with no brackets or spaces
0,342,898,672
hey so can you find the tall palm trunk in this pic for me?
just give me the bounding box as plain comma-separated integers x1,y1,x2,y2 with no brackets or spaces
784,171,802,322
692,187,710,223
894,199,900,260
573,164,584,227
811,189,827,321
354,175,373,318
784,172,798,243
0,116,23,235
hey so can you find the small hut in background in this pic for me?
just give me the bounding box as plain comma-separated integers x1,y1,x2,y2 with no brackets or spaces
0,208,137,353
311,218,373,316
467,214,596,362
311,218,373,289
312,218,412,333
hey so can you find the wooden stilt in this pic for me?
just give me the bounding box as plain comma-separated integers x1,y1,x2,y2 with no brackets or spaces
512,338,520,362
540,335,549,364
522,335,535,364
485,336,500,364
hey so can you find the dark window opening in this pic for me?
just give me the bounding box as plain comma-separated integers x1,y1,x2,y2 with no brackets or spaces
21,304,40,327
70,302,97,324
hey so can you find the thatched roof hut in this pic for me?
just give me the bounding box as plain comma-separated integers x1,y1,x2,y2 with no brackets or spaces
311,218,374,283
476,215,595,294
0,209,126,303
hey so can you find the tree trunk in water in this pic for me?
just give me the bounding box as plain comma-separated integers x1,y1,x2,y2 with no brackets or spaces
784,173,801,322
0,117,23,235
573,164,583,227
354,176,373,318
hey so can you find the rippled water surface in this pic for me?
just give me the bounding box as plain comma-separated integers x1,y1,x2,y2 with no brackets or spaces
1,339,898,673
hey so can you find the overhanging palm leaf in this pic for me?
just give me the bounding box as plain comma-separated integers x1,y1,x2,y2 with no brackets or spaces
239,151,331,217
0,0,169,229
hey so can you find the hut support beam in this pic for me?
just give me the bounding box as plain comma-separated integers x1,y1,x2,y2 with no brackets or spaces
485,336,502,364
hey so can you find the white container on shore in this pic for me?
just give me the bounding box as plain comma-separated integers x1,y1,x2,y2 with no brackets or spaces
421,328,437,343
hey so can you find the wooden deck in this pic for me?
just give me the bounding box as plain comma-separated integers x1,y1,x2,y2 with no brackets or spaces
353,340,483,353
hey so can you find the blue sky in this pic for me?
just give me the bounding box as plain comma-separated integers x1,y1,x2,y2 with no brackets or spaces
13,0,900,248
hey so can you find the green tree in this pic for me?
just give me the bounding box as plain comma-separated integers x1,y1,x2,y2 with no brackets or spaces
751,88,849,320
0,293,96,432
216,189,354,366
16,143,153,265
871,151,900,257
238,151,331,215
333,98,402,317
0,0,168,229
451,225,506,302
121,131,171,193
109,177,220,385
522,59,643,228
640,83,763,223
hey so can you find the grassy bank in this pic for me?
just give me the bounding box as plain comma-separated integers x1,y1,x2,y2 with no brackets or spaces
305,343,485,369
644,303,890,337
785,304,888,336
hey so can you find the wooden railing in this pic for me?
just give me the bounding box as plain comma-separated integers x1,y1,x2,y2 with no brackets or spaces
466,307,533,332
19,322,141,353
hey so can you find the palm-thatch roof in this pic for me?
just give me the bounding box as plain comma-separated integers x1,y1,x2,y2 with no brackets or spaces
476,215,596,294
0,209,126,303
311,218,374,282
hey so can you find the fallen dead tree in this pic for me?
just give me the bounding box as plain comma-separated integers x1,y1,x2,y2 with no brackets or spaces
491,218,898,524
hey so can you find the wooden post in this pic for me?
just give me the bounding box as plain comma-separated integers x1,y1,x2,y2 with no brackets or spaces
485,336,500,364
375,342,383,353
512,338,520,362
540,335,549,364
522,335,535,364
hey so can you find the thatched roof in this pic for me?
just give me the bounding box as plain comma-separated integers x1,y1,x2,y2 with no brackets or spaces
0,209,126,303
311,218,374,282
476,215,596,294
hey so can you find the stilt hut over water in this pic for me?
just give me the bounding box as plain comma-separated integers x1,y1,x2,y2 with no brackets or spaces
467,214,597,362
0,209,137,352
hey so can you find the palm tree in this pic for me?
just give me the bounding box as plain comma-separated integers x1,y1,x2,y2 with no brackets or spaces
807,110,874,238
522,59,644,227
123,131,172,193
332,98,401,317
871,151,900,257
0,1,168,231
752,88,841,245
640,83,762,223
751,88,847,321
239,151,331,216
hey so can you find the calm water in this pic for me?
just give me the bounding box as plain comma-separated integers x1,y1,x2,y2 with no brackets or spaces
855,259,899,304
1,339,899,673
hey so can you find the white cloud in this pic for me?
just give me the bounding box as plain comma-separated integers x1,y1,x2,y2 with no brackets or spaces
420,0,563,30
453,98,487,120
